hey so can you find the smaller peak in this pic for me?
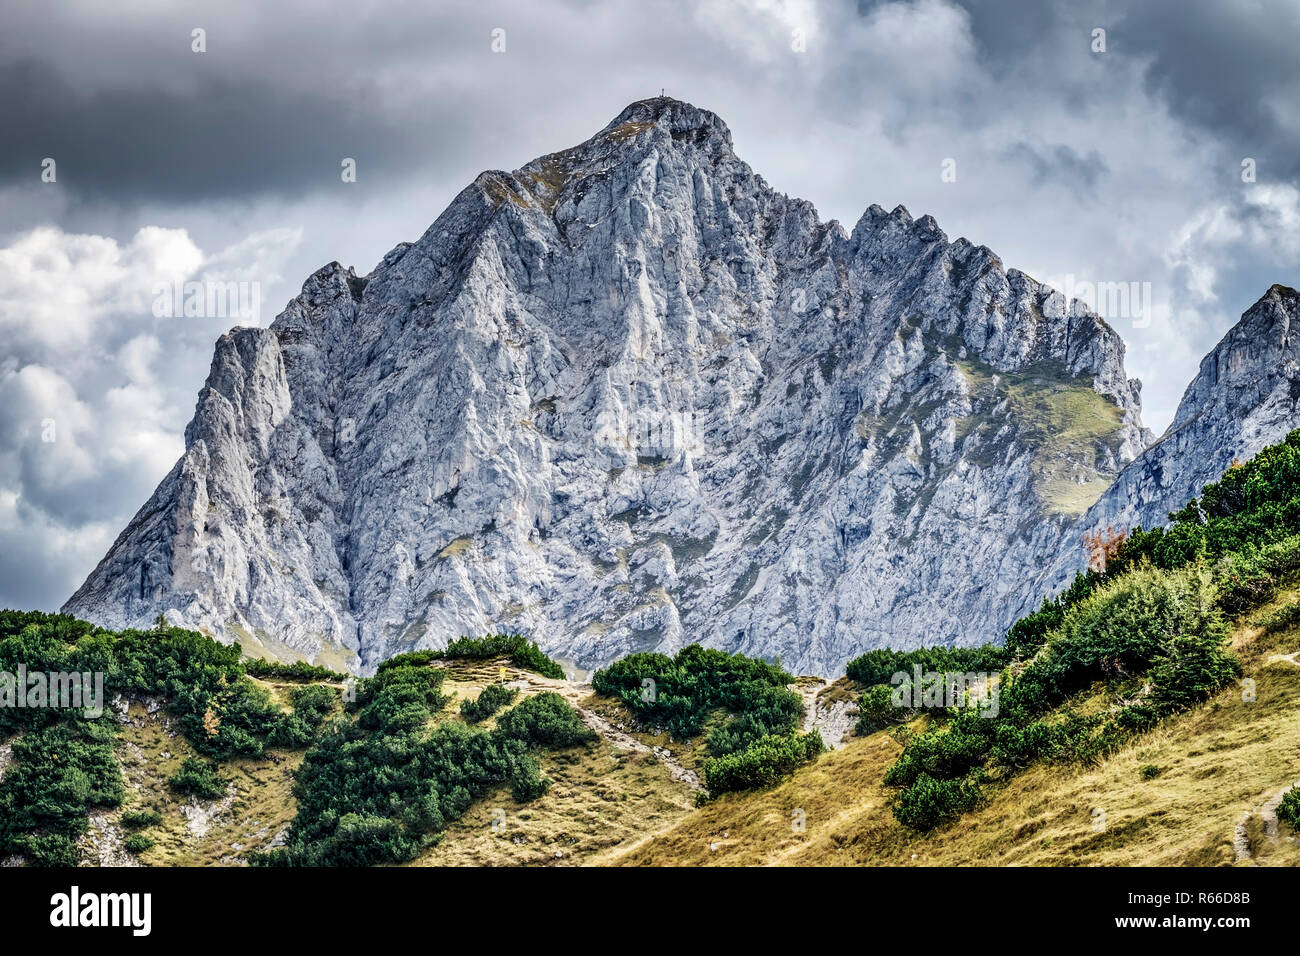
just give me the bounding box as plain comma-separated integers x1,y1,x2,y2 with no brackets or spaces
292,260,363,311
890,204,913,222
914,213,944,239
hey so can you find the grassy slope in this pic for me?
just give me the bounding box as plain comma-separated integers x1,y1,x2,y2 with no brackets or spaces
101,679,316,866
73,596,1300,867
410,658,697,866
612,590,1300,867
71,656,701,867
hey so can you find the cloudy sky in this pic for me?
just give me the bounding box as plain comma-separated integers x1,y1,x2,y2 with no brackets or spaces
2,0,1297,611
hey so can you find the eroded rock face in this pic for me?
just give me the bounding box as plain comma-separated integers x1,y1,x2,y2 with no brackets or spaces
1082,285,1300,533
66,97,1173,675
1033,284,1300,597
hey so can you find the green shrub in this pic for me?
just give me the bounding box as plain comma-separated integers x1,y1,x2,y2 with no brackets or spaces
354,664,449,733
243,658,347,682
990,718,1070,770
883,710,995,787
1149,632,1241,714
460,683,518,723
702,731,824,795
892,773,981,831
593,644,800,750
1003,564,1226,721
1140,764,1162,779
1003,430,1300,661
1278,788,1300,830
855,683,917,735
124,833,154,854
266,683,339,748
120,809,163,829
846,644,1008,687
255,679,587,865
509,757,551,802
495,692,595,748
1113,703,1159,733
888,562,1238,831
168,758,227,800
261,813,420,867
0,722,125,865
375,650,440,673
441,634,565,679
1257,598,1300,634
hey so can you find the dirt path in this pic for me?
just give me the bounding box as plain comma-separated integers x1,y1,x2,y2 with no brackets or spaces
1232,648,1300,862
518,675,703,792
793,679,857,751
1234,779,1299,863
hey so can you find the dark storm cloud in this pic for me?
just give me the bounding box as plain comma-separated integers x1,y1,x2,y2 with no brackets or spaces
1114,0,1300,181
935,0,1300,182
0,58,473,202
0,0,579,204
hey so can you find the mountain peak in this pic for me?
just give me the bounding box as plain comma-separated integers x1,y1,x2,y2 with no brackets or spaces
598,96,734,151
67,98,1295,682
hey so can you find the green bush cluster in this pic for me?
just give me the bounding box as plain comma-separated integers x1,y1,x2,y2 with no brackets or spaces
267,684,339,748
0,722,124,865
871,434,1300,831
459,682,518,723
243,658,347,682
854,683,918,735
441,634,566,679
1278,788,1300,831
886,564,1241,830
494,691,594,747
1003,566,1231,722
168,757,227,800
253,668,592,866
0,611,347,863
594,644,820,795
892,773,982,831
592,644,798,744
889,567,1255,828
846,644,1008,687
1007,429,1300,657
124,833,154,854
702,732,825,795
120,808,164,828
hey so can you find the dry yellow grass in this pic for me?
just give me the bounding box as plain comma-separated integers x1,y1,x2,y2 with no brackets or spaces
613,594,1300,867
112,700,303,866
97,593,1300,868
409,658,698,865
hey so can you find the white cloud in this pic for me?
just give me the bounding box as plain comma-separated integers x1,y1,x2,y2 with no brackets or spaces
0,224,301,610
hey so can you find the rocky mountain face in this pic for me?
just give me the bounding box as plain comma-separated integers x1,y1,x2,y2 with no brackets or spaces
1033,284,1300,596
62,98,1292,675
1077,285,1300,532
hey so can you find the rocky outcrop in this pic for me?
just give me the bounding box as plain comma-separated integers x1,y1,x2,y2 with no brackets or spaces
68,96,1241,676
1034,284,1300,597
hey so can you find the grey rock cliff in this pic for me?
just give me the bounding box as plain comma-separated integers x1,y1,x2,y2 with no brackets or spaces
1034,284,1300,597
65,97,1284,676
